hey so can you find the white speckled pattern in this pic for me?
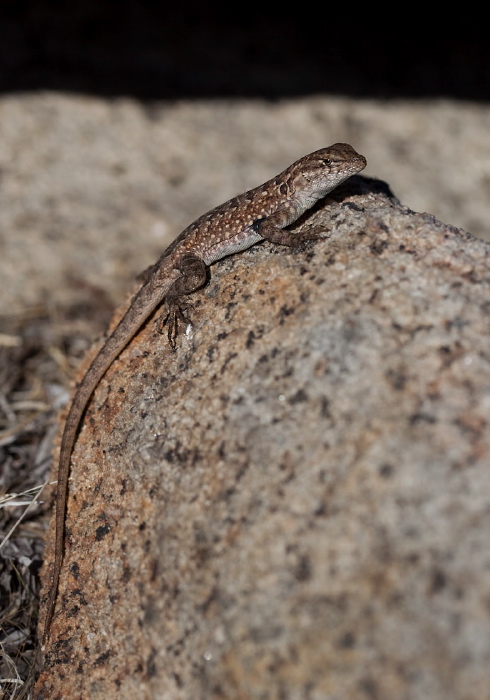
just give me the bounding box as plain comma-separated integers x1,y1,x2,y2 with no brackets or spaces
163,143,367,267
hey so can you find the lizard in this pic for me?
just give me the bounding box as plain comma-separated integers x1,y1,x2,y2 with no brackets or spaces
42,142,366,642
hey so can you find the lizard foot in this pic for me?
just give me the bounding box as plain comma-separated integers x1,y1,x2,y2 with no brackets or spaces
158,302,192,349
292,225,330,244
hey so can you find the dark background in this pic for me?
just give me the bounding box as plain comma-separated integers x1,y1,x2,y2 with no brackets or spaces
0,2,488,100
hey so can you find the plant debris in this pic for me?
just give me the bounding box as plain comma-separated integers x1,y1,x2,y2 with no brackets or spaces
0,301,108,698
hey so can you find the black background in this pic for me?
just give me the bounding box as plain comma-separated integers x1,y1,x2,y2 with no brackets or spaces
0,2,487,100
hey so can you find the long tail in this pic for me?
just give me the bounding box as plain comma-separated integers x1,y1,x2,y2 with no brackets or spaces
43,269,179,641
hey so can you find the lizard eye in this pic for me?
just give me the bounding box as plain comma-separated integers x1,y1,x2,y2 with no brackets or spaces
322,158,332,166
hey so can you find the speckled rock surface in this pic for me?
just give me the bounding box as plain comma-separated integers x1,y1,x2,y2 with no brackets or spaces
35,177,490,699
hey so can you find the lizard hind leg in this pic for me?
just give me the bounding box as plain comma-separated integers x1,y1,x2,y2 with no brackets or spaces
158,252,208,348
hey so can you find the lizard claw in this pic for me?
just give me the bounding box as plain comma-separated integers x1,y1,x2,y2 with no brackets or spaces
158,301,192,349
295,225,330,243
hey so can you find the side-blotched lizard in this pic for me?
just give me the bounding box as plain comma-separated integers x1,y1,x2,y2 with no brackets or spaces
43,143,366,642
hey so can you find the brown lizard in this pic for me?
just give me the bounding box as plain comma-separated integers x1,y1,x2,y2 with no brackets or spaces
42,143,366,642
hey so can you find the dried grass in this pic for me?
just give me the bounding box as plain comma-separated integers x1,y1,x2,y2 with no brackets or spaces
0,300,109,698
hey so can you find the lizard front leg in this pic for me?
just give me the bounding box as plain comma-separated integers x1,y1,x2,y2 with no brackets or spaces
159,252,208,347
254,213,325,247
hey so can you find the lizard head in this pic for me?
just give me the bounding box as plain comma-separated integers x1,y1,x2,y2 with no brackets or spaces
286,143,367,201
